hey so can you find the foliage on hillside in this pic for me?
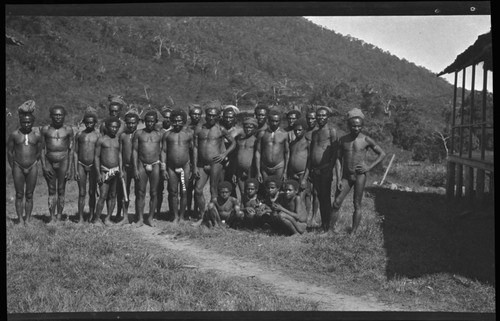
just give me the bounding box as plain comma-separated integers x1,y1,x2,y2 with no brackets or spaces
6,16,489,161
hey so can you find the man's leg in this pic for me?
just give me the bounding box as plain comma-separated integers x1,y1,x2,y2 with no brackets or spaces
351,174,367,235
330,178,353,233
156,177,164,219
76,164,88,224
94,180,111,226
24,164,38,224
12,164,26,224
316,169,333,232
167,167,180,223
193,166,209,226
209,163,223,202
45,164,58,224
103,176,118,226
116,169,131,226
135,165,148,227
145,165,160,227
88,167,98,223
116,174,124,219
55,157,70,221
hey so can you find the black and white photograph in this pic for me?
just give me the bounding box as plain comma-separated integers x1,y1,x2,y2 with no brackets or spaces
5,2,494,319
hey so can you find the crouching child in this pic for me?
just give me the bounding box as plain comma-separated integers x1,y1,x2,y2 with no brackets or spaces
205,181,243,228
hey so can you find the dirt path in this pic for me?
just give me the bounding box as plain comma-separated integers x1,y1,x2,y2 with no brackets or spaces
131,225,401,311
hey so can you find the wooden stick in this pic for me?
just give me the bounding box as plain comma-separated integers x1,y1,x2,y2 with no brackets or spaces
379,154,395,186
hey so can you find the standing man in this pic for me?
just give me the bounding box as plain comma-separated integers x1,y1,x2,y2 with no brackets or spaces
93,117,121,226
40,105,74,223
302,106,338,232
186,104,203,218
330,108,386,235
192,105,236,226
100,95,127,220
161,109,193,223
303,108,319,226
221,106,244,197
255,109,289,183
73,107,100,224
254,103,269,135
7,102,43,225
116,110,140,226
234,117,259,196
156,107,172,218
132,111,163,227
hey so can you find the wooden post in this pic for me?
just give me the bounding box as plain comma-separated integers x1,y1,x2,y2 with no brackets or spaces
380,154,395,186
456,164,463,198
464,166,474,200
446,161,456,199
476,169,485,202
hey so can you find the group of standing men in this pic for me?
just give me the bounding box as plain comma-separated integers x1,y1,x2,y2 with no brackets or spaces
8,96,386,236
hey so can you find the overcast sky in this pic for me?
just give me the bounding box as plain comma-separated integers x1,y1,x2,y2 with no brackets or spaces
305,15,492,92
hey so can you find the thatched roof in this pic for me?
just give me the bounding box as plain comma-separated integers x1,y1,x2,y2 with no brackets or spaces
437,30,492,76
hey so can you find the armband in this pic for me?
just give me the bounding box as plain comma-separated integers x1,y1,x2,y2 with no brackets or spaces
160,162,166,171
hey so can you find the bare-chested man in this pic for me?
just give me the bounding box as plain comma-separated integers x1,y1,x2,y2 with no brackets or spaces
100,96,127,219
133,111,163,227
287,118,312,216
156,107,172,218
234,117,258,195
221,106,244,197
302,106,338,232
254,103,269,135
330,108,386,235
40,105,74,223
186,104,203,217
116,110,140,226
73,107,100,224
284,109,301,142
161,109,193,223
8,110,43,225
303,108,319,226
255,109,289,184
192,106,236,226
93,117,121,226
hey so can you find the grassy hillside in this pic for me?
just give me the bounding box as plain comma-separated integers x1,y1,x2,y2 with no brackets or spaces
6,16,480,161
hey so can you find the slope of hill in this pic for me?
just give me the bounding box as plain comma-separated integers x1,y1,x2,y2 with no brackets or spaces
6,16,471,161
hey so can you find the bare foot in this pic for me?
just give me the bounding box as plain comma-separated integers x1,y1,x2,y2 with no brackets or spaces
103,219,113,227
135,221,144,228
191,219,202,227
93,220,104,227
144,218,156,227
115,216,129,226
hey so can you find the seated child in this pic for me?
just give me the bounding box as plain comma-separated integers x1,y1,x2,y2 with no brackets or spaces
240,178,268,229
205,181,243,228
267,178,307,235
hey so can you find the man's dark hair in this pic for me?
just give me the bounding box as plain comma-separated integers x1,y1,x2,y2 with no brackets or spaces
49,105,67,115
283,179,299,191
105,116,121,127
124,113,139,121
264,175,282,189
170,109,187,123
144,110,158,120
244,178,260,190
254,103,269,113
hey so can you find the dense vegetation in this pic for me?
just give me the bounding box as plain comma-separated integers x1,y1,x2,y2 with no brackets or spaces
5,16,492,161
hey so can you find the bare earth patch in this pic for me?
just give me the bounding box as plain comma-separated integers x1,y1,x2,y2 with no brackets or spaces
131,224,401,311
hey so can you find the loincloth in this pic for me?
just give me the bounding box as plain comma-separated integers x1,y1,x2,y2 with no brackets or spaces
141,160,161,172
46,154,68,169
13,160,38,175
78,161,94,173
196,161,212,173
262,160,285,175
310,162,332,177
174,167,187,192
100,165,119,183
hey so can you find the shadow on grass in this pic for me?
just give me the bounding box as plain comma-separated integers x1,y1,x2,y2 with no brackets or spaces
366,186,495,286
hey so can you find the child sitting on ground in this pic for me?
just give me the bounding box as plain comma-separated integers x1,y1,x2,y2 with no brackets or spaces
240,178,268,229
264,177,307,235
205,181,243,228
